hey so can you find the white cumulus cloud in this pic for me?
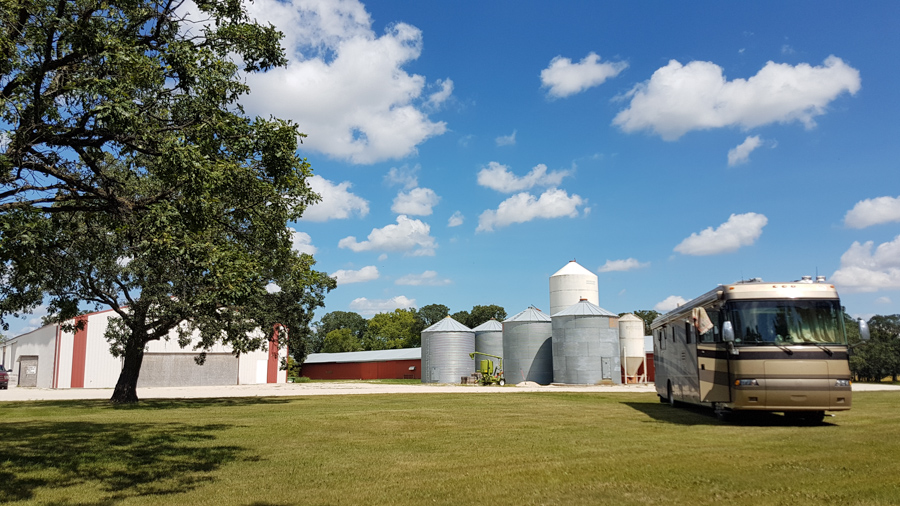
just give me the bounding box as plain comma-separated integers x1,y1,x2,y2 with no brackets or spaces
395,270,452,286
613,56,860,140
477,162,571,193
727,135,763,166
654,295,687,312
384,164,419,189
674,213,768,256
495,130,517,146
300,175,369,222
241,0,449,164
477,188,585,232
447,211,464,227
831,235,900,292
349,295,417,315
844,196,900,229
339,215,436,256
290,229,317,255
541,52,628,98
598,258,650,273
391,187,440,216
331,266,380,285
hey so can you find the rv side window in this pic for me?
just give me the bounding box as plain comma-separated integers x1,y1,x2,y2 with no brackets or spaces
659,329,666,350
700,308,719,343
685,322,692,344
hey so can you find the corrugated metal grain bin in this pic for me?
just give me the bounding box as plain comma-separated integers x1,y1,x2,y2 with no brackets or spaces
551,299,621,384
421,317,474,383
472,319,503,368
502,307,553,385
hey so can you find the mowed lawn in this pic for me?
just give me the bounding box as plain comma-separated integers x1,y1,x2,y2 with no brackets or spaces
2,391,899,505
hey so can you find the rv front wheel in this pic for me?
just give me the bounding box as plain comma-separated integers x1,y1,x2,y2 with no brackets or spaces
667,381,675,406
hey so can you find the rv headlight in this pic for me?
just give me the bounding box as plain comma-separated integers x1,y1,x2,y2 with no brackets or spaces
735,379,759,386
835,379,851,387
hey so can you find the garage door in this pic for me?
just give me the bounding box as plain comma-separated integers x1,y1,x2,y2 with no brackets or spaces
137,353,239,388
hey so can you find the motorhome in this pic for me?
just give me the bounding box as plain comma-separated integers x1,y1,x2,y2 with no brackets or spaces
651,277,868,423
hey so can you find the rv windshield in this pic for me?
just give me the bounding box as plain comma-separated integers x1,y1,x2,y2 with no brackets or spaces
726,299,846,345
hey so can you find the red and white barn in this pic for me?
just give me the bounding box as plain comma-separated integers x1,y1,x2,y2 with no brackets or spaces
0,308,286,389
301,348,421,380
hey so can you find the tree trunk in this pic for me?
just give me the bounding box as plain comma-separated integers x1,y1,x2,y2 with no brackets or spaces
111,331,147,404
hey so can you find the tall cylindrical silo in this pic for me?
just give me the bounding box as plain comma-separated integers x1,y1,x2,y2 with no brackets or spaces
618,313,646,383
421,316,474,384
473,319,503,368
551,299,621,384
549,260,599,316
502,307,553,385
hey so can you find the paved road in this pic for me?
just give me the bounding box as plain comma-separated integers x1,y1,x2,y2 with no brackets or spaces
1,381,896,402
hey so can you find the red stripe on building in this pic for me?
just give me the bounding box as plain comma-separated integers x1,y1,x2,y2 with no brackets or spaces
70,317,88,388
267,325,280,384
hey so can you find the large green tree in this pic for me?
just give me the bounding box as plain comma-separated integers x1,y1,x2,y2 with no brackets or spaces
415,303,449,334
469,304,506,328
450,304,506,328
312,310,367,353
364,309,419,350
0,0,334,402
320,328,363,354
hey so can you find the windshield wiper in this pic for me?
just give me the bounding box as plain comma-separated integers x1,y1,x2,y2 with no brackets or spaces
802,341,833,356
771,342,793,355
789,335,834,355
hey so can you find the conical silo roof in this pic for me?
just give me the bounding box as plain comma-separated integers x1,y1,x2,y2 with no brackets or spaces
551,260,595,277
552,299,617,317
472,319,502,332
423,316,472,332
505,306,551,323
618,313,642,322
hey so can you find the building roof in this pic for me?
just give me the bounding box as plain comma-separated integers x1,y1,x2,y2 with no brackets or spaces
618,313,643,322
422,316,472,333
552,299,617,317
472,319,502,332
304,347,422,364
550,260,595,278
504,306,551,323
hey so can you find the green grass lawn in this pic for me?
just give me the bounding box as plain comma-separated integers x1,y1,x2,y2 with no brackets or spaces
2,391,899,505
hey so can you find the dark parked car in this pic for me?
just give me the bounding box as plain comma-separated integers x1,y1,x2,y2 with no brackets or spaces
0,365,8,389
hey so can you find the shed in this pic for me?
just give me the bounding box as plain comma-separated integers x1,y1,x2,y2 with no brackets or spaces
301,348,422,380
0,308,286,389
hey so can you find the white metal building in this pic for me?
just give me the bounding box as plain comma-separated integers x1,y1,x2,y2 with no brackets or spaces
0,308,286,389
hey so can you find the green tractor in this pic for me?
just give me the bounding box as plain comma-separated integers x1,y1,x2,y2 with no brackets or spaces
469,352,506,386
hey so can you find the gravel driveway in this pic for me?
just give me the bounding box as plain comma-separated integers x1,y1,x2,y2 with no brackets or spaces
1,381,895,402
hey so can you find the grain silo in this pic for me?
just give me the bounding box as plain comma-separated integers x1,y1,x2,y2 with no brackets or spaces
421,316,474,383
551,299,621,385
549,260,599,316
502,307,553,385
618,313,646,383
472,319,503,366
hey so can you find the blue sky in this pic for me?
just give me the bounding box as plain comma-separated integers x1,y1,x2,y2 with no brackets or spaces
9,1,900,334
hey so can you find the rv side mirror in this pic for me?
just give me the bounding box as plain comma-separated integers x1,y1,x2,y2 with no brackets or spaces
859,319,870,341
722,321,735,342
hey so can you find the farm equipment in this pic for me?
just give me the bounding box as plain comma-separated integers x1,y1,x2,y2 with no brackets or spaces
469,352,505,386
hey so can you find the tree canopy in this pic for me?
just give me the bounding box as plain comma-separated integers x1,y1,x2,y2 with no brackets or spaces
0,0,334,402
321,328,363,354
450,304,506,329
850,314,900,382
365,309,419,350
416,304,449,329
